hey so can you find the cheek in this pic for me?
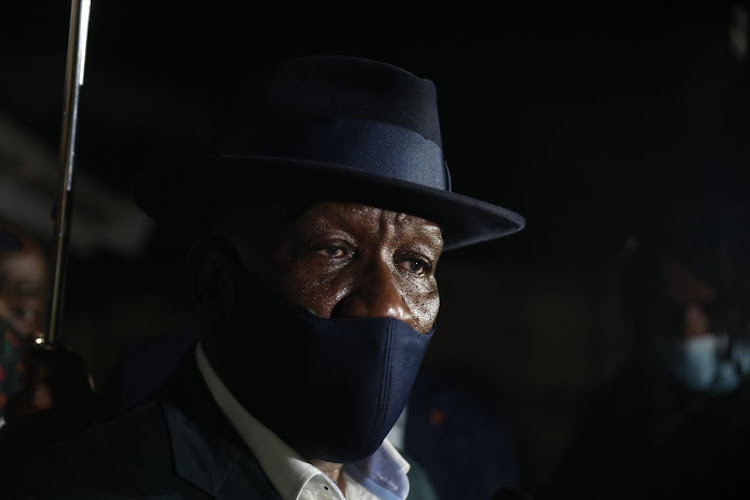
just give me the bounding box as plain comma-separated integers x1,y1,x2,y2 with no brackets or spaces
0,298,43,336
406,288,440,334
278,266,351,317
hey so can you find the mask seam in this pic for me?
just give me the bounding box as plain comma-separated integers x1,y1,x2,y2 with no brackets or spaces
369,321,394,446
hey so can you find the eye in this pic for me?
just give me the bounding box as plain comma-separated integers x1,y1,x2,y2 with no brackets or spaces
398,255,432,276
309,241,353,259
12,305,37,323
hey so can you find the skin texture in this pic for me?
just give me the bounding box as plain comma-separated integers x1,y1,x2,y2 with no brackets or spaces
192,200,443,491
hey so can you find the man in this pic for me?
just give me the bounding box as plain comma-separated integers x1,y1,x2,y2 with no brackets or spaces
0,222,97,468
0,221,49,419
0,222,48,341
545,199,750,500
3,55,525,499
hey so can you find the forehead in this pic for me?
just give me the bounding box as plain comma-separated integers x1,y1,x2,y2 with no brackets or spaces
0,248,46,274
660,259,716,304
0,248,48,294
298,202,440,229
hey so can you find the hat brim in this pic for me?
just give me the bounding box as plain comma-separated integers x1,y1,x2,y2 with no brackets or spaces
132,156,525,252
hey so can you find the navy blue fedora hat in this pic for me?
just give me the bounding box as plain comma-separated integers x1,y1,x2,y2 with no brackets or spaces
133,55,525,251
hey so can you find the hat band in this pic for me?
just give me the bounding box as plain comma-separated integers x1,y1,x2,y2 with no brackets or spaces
220,117,450,191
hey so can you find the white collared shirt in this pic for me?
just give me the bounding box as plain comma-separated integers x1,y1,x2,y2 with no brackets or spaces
195,343,411,500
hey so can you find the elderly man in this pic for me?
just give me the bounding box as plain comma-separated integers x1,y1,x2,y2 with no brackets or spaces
3,55,525,499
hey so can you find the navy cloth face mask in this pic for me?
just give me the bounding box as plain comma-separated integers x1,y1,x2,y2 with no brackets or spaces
211,246,435,463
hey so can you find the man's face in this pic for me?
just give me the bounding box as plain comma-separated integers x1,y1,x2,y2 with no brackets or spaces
640,258,718,339
216,201,443,334
0,246,48,338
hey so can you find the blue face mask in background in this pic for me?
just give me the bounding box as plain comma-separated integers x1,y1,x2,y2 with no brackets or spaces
653,333,750,394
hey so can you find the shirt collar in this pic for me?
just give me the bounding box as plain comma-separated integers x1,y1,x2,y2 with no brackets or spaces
195,342,411,500
196,342,326,499
343,439,411,500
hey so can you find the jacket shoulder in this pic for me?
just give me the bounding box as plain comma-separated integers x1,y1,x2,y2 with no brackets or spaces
2,402,183,497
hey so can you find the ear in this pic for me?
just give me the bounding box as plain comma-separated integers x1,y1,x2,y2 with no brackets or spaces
186,240,235,320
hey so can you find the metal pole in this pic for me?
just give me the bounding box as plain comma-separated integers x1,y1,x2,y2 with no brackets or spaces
45,0,92,346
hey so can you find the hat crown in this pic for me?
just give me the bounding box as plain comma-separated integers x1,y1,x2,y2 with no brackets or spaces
219,55,450,192
132,55,526,251
226,55,443,149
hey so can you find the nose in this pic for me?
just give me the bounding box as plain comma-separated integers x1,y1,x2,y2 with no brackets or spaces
331,257,412,324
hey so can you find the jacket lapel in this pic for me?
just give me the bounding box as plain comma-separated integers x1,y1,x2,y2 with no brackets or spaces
159,345,281,499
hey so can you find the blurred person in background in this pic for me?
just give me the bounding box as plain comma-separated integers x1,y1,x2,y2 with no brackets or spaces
545,198,750,499
0,220,49,421
0,220,98,467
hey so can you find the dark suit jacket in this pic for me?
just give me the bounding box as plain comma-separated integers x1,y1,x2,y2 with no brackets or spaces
2,344,438,499
3,345,282,499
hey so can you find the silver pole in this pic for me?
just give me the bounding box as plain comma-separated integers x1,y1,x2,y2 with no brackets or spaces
45,0,92,346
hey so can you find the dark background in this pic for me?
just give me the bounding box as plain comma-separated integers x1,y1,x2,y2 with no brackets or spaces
2,1,750,496
4,2,750,260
